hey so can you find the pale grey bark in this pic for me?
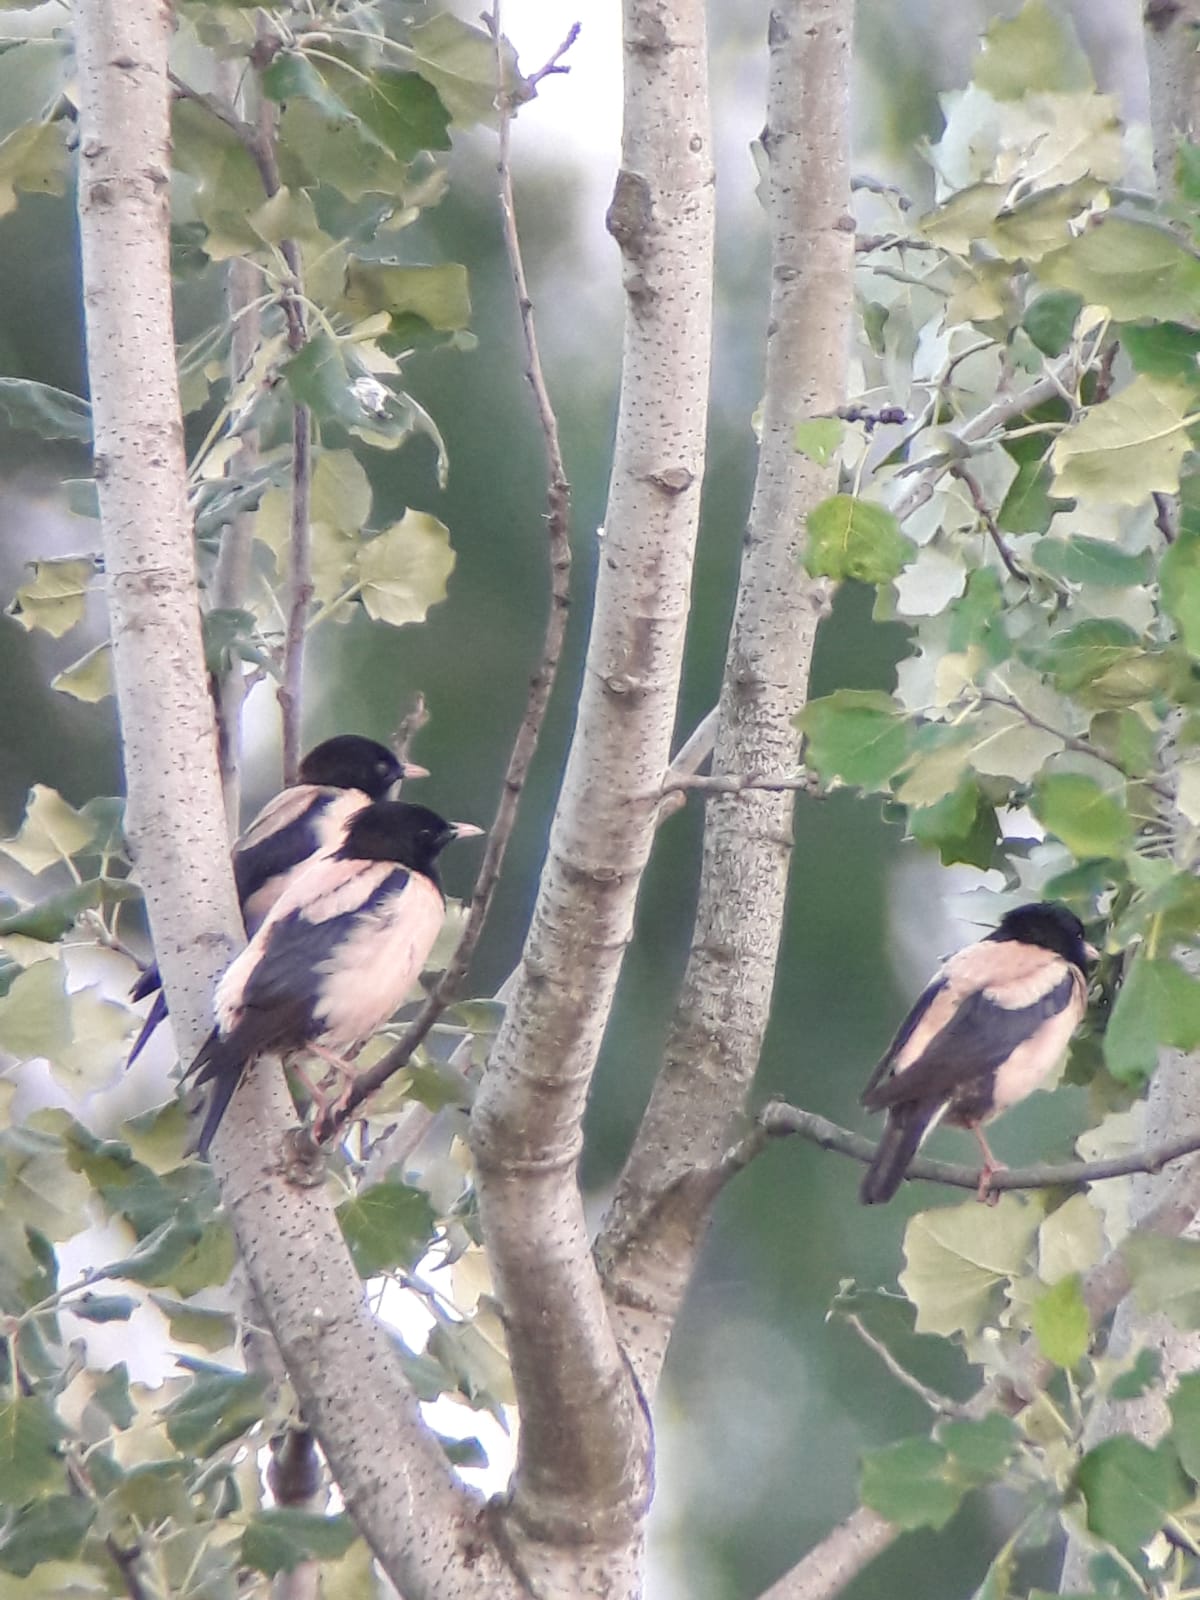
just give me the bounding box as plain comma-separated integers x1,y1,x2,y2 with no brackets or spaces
597,0,855,1395
756,1508,895,1600
469,0,714,1581
73,5,521,1597
1143,0,1200,190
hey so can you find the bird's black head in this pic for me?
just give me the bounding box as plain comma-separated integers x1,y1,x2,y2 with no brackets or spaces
989,901,1095,971
338,800,483,879
298,735,417,800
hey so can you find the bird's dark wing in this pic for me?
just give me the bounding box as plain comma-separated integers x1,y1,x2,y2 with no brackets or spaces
860,976,947,1106
861,967,1077,1112
233,786,342,925
126,989,168,1068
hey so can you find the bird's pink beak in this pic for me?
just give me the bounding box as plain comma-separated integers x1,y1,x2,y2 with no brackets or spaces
452,822,486,839
1084,941,1100,962
401,761,430,781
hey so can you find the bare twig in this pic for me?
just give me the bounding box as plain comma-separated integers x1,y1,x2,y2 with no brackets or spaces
527,20,581,91
393,691,430,764
718,1099,1200,1196
890,352,1085,527
756,1508,897,1600
843,1313,968,1417
947,461,1029,583
323,0,573,1134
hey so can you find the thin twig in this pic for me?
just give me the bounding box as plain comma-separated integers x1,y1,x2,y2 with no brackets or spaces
527,21,581,91
322,0,573,1136
948,461,1029,583
393,691,430,764
890,352,1086,527
718,1099,1200,1196
975,690,1175,803
167,69,255,147
842,1313,969,1417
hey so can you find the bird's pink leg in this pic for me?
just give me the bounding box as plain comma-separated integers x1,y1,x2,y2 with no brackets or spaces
970,1123,1006,1204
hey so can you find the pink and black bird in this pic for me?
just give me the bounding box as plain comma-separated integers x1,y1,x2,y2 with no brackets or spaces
859,902,1096,1205
128,736,423,1065
186,799,482,1156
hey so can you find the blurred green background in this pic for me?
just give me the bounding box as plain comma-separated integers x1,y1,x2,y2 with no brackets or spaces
0,1,1144,1595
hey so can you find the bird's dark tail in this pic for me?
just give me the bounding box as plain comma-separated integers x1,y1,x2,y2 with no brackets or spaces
186,1031,247,1158
860,1106,934,1205
127,984,168,1068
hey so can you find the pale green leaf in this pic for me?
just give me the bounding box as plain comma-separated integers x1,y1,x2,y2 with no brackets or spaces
793,418,844,465
51,643,113,704
0,1397,64,1503
899,1196,1041,1338
402,14,523,128
6,558,95,637
1161,531,1200,656
1051,376,1195,503
355,511,455,627
1104,956,1200,1085
962,703,1063,783
860,1438,962,1531
0,787,96,875
1030,1274,1089,1368
1123,1234,1200,1328
0,122,68,219
1076,1435,1188,1558
1038,216,1200,322
341,260,471,332
148,1294,237,1354
0,961,72,1062
973,2,1093,99
0,379,90,444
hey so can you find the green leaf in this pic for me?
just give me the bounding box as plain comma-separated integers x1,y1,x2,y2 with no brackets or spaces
1050,376,1196,503
336,1179,436,1278
50,642,114,704
241,1509,357,1576
345,70,452,161
1032,537,1151,589
1028,619,1159,707
341,260,471,333
106,1216,206,1287
1169,1373,1200,1481
1122,321,1200,382
793,418,844,465
973,1,1092,98
0,962,73,1064
403,13,523,129
1104,956,1200,1085
937,1414,1019,1483
161,1368,268,1456
1024,290,1083,357
70,1293,137,1324
6,557,96,637
1039,216,1200,322
899,1197,1041,1339
356,511,456,628
0,379,90,444
795,690,912,791
997,451,1064,535
148,1294,236,1353
0,1494,94,1576
1108,1348,1162,1401
1123,1235,1200,1328
1161,531,1200,656
0,787,96,875
0,878,137,945
0,122,69,220
860,1437,963,1531
1075,1435,1188,1559
805,495,915,583
1033,773,1131,859
1030,1273,1089,1367
0,1396,64,1502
